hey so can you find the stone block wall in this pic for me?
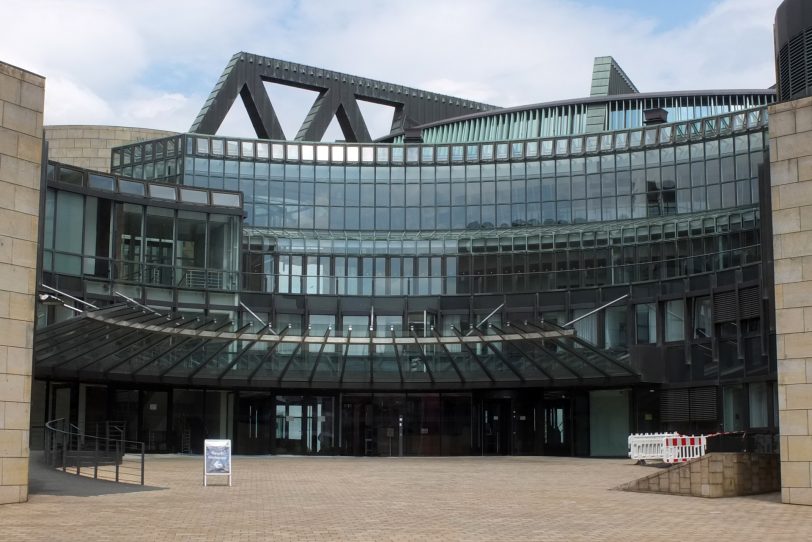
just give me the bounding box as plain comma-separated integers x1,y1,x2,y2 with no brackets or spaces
618,453,780,498
769,97,812,506
0,61,43,504
44,125,176,172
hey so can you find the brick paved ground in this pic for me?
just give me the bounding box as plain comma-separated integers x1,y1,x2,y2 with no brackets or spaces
1,454,811,541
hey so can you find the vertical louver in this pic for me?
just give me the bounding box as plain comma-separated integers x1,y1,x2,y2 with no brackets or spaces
777,27,812,101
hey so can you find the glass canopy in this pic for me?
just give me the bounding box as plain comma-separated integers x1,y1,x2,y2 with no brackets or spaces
34,303,639,390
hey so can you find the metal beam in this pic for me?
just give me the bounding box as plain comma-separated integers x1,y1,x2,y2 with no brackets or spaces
128,318,217,377
186,323,253,381
490,324,554,381
307,327,334,384
408,329,435,385
246,326,291,383
431,329,466,384
561,294,629,328
468,326,525,382
450,327,495,383
190,52,497,141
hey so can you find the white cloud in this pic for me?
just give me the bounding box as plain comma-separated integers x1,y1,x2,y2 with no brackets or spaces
44,77,114,125
118,91,202,130
0,0,785,134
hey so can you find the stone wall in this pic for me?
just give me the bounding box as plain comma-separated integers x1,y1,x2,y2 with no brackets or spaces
44,125,176,172
0,61,43,504
769,97,812,506
618,453,780,498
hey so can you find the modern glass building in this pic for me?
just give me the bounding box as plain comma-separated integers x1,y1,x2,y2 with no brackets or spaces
32,52,779,458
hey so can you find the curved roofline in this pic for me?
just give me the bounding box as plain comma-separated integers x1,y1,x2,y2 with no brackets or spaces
409,88,776,132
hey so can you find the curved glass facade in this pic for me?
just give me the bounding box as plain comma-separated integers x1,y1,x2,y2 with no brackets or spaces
113,107,767,233
35,58,779,458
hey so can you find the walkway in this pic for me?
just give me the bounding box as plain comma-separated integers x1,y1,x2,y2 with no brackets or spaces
1,454,810,541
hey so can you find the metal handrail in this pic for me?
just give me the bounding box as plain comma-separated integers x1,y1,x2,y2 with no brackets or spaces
43,418,145,485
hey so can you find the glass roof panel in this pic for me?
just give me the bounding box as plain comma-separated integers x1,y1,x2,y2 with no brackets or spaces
85,333,171,374
134,338,208,377
250,349,293,384
163,339,233,379
399,342,432,384
34,303,639,389
448,352,490,382
342,349,371,383
108,335,187,377
371,347,401,383
280,351,318,384
39,326,143,371
194,340,256,380
311,353,343,383
219,342,271,382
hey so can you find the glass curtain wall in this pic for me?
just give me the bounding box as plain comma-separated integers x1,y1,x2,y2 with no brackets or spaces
159,126,766,232
44,187,240,293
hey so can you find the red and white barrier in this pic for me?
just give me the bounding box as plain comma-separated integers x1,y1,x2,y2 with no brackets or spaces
662,435,707,464
628,432,679,462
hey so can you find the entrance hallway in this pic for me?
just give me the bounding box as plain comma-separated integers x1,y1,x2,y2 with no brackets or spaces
5,454,807,541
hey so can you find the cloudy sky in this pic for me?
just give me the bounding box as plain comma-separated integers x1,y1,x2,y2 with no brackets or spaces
0,0,783,140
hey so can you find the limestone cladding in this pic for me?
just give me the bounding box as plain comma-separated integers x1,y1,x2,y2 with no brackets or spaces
617,453,780,498
44,125,176,173
771,96,812,506
0,60,43,505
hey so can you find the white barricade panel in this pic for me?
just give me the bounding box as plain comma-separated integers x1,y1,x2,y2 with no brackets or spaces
628,432,679,461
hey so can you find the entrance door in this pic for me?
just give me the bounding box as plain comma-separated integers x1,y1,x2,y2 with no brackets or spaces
51,384,73,426
341,395,406,456
274,395,336,455
341,396,375,456
236,392,272,454
482,398,511,455
543,400,570,456
512,398,540,455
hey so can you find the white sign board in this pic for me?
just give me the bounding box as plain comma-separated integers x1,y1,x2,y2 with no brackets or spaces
203,439,232,486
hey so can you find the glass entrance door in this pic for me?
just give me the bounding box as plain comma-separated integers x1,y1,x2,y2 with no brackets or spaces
543,400,570,456
341,394,406,456
236,392,272,454
512,398,540,455
275,395,336,455
482,398,511,455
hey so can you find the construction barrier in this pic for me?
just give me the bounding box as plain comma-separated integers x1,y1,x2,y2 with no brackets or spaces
662,435,707,464
628,432,679,462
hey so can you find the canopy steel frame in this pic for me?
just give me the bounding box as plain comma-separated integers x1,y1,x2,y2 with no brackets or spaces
127,317,219,377
246,326,291,383
49,313,169,370
216,323,273,381
156,320,234,379
467,326,525,383
450,327,495,383
185,323,253,382
103,316,207,377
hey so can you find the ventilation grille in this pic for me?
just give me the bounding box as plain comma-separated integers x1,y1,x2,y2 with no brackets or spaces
738,287,761,319
689,387,718,421
660,388,689,422
660,387,718,423
713,291,737,322
777,27,812,101
713,288,761,322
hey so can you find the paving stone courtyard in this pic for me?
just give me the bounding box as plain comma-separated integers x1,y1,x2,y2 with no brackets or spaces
1,453,811,541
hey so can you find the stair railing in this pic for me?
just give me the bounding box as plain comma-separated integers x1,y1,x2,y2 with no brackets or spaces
44,418,145,485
